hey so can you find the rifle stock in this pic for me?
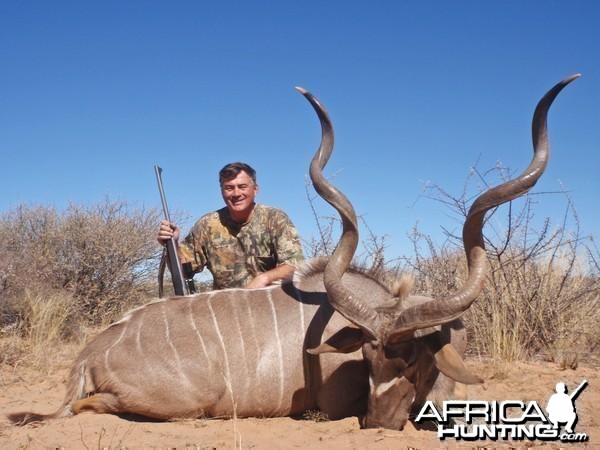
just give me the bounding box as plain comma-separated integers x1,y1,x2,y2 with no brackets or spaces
155,165,196,296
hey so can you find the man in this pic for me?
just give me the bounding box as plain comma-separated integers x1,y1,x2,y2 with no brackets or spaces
157,162,304,289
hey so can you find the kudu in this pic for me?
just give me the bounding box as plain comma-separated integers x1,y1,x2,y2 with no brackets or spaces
8,75,578,430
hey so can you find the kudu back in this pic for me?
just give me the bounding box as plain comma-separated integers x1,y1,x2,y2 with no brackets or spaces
8,75,579,430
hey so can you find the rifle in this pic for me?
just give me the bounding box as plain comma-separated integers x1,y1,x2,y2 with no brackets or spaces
155,165,196,297
569,379,588,401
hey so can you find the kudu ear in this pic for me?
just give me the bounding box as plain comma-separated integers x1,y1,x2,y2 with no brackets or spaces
421,331,483,385
433,343,483,385
307,326,365,355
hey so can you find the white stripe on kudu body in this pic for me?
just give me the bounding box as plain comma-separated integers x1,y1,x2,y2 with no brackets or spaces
230,291,250,406
104,323,127,381
188,301,212,370
266,289,285,412
206,292,233,394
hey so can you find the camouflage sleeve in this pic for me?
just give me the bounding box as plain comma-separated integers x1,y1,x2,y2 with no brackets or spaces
178,223,208,274
271,210,304,267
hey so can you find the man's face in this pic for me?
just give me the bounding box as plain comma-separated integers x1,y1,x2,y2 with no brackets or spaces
221,170,258,221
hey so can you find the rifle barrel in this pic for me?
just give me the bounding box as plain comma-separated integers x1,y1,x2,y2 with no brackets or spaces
569,379,588,400
155,165,189,296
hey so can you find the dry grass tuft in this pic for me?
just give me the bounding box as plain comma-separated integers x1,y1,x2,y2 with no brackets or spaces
223,375,242,450
303,409,330,423
23,289,76,347
467,251,599,364
1,288,82,371
0,333,27,366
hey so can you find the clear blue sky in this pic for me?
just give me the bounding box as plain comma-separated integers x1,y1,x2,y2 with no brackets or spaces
1,1,598,262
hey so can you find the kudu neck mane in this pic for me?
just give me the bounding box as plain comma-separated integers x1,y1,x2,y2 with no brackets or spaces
291,257,414,309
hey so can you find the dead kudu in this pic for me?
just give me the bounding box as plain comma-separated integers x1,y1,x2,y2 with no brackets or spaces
9,75,579,430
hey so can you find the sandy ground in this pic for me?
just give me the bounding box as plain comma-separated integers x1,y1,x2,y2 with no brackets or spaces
1,356,597,449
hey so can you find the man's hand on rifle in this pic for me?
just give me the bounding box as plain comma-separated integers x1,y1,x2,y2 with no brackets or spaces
157,220,180,246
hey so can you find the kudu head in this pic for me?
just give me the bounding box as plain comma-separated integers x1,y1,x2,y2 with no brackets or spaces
296,75,579,430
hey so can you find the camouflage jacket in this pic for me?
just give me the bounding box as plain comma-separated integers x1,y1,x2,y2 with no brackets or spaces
179,203,304,289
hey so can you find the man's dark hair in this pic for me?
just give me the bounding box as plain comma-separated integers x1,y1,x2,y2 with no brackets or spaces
219,162,257,186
